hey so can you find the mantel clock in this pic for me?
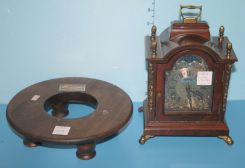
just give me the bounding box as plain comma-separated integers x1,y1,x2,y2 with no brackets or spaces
139,5,237,145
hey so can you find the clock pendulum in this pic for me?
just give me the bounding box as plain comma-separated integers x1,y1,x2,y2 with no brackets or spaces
139,5,238,145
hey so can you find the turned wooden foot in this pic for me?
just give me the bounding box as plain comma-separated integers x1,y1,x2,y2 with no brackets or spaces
76,143,96,160
139,135,154,144
138,106,144,112
23,139,41,147
51,102,69,118
218,135,234,145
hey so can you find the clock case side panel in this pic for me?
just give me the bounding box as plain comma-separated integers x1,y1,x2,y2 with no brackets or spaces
212,37,238,118
142,36,159,134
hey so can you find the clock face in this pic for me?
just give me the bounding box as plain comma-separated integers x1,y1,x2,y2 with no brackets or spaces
164,55,213,113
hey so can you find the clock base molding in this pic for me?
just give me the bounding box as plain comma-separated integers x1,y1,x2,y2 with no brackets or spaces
143,120,229,137
142,123,229,137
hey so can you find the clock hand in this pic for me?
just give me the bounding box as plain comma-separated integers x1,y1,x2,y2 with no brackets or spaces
186,84,193,109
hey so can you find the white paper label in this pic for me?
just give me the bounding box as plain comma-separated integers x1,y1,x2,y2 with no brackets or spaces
52,126,71,135
197,71,213,85
31,95,40,101
59,84,86,92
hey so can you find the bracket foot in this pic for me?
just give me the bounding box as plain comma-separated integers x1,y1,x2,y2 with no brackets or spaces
138,106,144,112
139,135,154,144
218,135,233,145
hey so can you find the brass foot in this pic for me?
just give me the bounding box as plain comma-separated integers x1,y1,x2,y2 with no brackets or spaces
218,135,234,145
139,135,154,145
138,106,144,112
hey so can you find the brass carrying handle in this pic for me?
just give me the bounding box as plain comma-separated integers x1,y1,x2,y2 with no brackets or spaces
179,5,202,23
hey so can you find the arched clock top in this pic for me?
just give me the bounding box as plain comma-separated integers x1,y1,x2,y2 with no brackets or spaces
150,45,223,66
146,35,237,64
146,21,238,65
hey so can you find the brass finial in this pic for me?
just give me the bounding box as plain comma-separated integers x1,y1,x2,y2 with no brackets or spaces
226,42,232,59
151,25,157,41
151,40,157,58
219,26,225,47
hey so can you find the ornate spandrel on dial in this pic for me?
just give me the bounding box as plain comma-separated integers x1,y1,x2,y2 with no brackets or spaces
164,55,213,113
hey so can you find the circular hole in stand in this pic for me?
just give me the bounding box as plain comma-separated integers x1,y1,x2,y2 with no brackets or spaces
44,92,98,119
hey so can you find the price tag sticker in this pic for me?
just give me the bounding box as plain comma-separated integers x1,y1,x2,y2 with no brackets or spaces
197,71,213,85
52,126,71,135
31,95,40,101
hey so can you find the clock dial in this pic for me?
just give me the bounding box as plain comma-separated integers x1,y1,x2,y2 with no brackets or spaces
164,55,213,113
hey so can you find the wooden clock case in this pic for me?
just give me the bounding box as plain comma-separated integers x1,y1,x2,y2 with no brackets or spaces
139,16,237,145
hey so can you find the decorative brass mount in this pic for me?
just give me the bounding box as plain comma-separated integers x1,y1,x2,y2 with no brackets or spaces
151,25,157,58
219,26,225,47
139,135,154,144
226,42,233,59
218,136,234,145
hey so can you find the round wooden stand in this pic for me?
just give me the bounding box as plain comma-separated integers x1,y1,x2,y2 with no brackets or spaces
7,77,132,160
